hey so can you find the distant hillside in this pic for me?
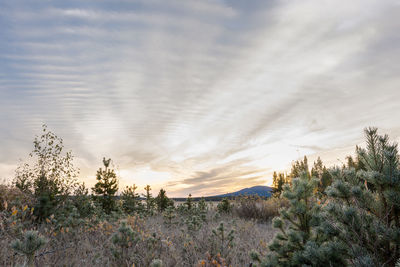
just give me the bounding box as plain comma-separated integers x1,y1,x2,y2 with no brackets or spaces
216,185,273,198
172,185,273,201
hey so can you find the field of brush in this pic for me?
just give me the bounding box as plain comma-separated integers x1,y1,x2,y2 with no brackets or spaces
0,193,284,267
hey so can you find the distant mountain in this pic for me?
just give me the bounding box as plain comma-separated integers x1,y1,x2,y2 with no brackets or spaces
172,185,273,201
216,185,273,198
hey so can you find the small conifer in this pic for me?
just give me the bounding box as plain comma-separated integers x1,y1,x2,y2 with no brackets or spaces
211,222,235,258
92,158,118,214
185,194,193,211
143,185,155,214
11,230,47,267
155,188,173,212
163,205,176,226
111,220,140,262
150,259,163,267
217,198,231,213
122,184,141,214
262,172,346,266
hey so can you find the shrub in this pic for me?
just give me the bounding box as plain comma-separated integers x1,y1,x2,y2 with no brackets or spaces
122,184,142,214
150,259,163,267
185,213,203,232
0,184,33,212
210,222,235,259
233,196,288,222
11,230,47,267
71,182,93,218
217,198,231,214
185,194,194,210
198,252,229,267
163,205,176,226
196,198,208,222
111,220,140,263
13,125,79,221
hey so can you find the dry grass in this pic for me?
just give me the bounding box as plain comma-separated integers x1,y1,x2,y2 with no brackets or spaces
0,184,34,211
232,196,289,222
0,203,277,267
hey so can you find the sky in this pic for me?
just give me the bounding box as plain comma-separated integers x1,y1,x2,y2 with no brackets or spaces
1,0,400,197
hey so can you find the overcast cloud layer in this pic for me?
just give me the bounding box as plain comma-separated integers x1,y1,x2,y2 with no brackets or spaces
1,0,400,196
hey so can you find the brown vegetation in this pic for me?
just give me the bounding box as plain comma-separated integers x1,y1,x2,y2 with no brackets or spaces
0,192,277,266
232,196,289,222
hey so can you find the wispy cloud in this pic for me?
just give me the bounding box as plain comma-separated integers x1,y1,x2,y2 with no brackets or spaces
1,0,400,196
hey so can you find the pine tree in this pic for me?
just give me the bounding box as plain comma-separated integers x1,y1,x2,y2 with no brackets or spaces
155,188,173,212
143,185,155,213
163,205,176,226
33,172,60,220
260,172,346,266
11,230,47,267
311,157,332,194
254,128,400,266
273,171,278,189
111,220,140,263
197,197,208,221
311,157,324,179
290,156,310,180
211,222,235,258
217,198,231,213
324,127,400,266
185,193,193,211
320,167,332,193
346,153,366,171
150,259,163,267
72,182,92,218
272,172,286,197
122,184,141,214
92,158,118,214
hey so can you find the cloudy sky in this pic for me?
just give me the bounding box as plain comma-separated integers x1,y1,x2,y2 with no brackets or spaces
1,0,400,197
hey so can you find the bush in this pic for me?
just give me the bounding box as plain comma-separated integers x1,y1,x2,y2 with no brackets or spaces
210,222,235,259
196,198,208,222
217,198,232,214
233,196,288,222
0,184,34,212
122,184,143,214
11,230,47,267
111,220,140,263
13,125,79,221
163,205,176,226
150,259,163,267
71,182,93,219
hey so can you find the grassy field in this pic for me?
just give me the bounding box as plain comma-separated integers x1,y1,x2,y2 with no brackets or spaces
0,196,280,267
